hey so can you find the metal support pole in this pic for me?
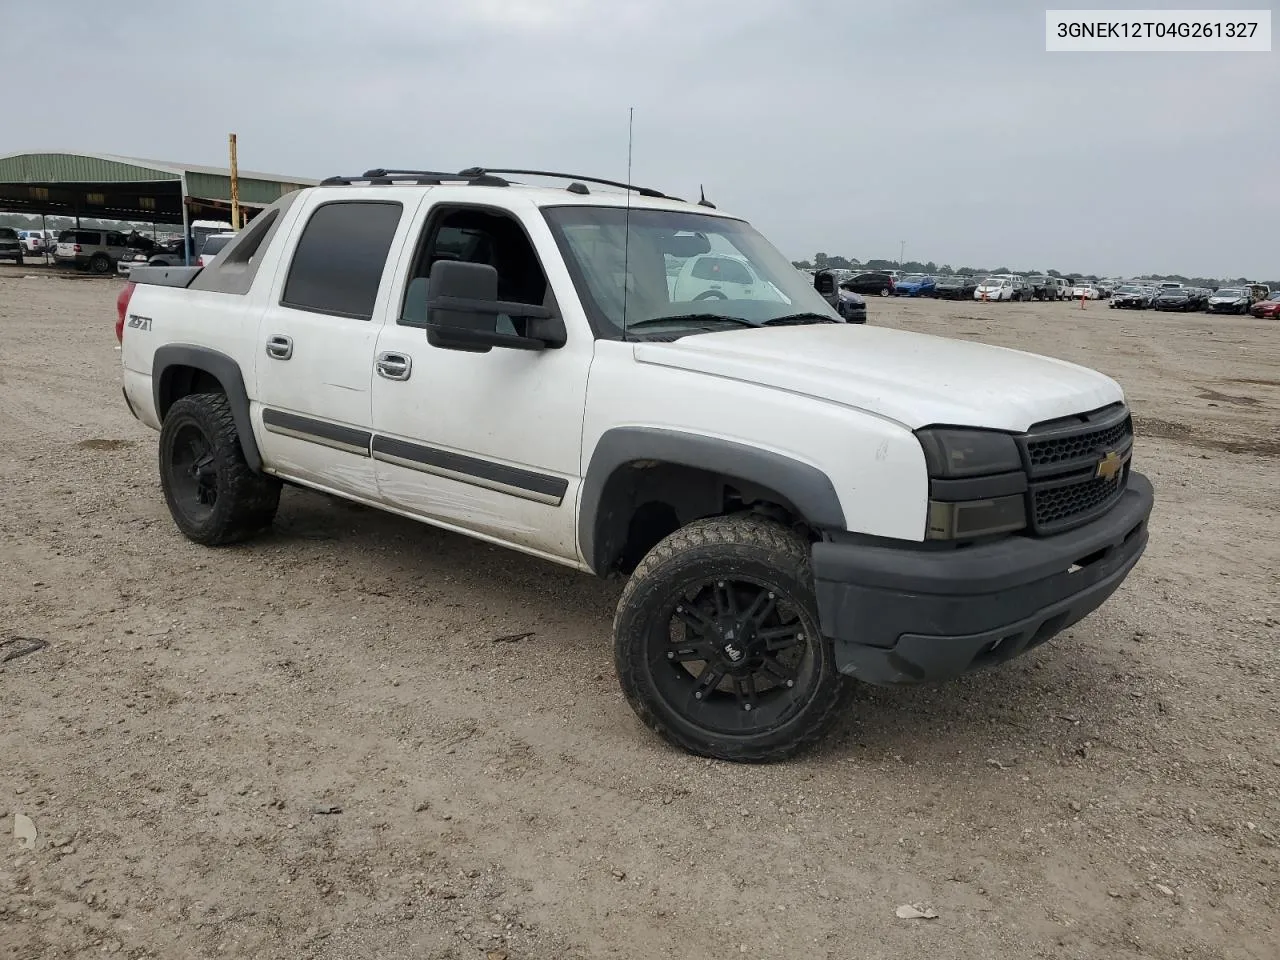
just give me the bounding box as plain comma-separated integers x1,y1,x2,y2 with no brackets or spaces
228,133,241,231
180,174,191,265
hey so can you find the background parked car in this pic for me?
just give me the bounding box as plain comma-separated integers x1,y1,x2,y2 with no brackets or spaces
1250,292,1280,318
17,230,45,255
894,273,935,297
196,232,237,267
834,281,868,323
1109,285,1151,309
55,229,128,274
0,227,24,265
933,275,977,300
975,277,1014,301
1028,276,1057,300
1071,282,1100,300
840,271,896,297
1154,287,1197,311
1206,287,1251,314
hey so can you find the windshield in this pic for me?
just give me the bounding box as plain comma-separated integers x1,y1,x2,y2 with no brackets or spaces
902,274,926,282
980,278,1004,287
1116,286,1141,293
1214,288,1243,297
541,206,840,338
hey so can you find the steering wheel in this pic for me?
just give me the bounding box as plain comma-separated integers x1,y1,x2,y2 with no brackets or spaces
694,290,728,301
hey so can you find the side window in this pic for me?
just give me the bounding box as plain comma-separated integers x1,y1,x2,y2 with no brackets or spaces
399,206,549,329
106,231,126,247
281,200,402,321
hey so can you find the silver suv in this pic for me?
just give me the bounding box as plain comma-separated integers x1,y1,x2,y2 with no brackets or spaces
54,229,128,274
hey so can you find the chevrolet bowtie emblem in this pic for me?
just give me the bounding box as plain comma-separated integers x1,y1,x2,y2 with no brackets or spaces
1095,449,1125,480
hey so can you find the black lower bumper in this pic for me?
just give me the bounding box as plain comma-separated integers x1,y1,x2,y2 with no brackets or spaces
812,473,1154,685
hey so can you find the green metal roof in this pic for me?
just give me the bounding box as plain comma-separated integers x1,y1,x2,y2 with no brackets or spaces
0,151,319,224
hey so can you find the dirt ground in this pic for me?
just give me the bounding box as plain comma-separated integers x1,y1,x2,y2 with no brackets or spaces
1,268,1277,960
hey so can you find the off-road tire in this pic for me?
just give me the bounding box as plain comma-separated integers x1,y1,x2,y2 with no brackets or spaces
90,253,112,274
614,515,849,762
159,392,281,545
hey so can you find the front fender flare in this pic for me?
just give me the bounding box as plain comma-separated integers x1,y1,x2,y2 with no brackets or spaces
578,426,846,574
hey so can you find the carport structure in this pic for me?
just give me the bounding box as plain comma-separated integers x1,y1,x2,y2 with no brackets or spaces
0,151,317,256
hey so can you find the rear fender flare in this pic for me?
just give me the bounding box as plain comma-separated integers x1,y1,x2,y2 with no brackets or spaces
152,344,262,472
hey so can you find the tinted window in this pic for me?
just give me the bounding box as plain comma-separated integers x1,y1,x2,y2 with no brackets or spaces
399,206,550,330
282,201,402,320
105,232,126,246
0,228,17,240
690,256,754,285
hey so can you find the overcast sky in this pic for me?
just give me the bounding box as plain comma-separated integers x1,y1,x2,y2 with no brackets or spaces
4,1,1276,277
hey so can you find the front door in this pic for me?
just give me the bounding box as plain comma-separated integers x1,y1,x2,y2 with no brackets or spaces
253,194,416,499
370,199,591,565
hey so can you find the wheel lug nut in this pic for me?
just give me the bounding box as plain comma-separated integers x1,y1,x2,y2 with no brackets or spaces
786,680,794,688
666,651,675,660
768,592,775,599
743,703,752,711
694,691,703,700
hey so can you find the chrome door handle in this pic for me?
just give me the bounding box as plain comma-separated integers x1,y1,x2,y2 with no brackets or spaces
266,335,293,360
376,351,412,381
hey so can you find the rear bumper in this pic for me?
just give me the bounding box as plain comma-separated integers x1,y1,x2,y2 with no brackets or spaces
812,473,1154,685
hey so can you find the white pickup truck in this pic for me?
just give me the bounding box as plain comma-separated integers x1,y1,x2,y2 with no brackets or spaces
116,167,1154,761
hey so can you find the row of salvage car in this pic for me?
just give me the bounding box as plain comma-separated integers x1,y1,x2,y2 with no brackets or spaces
1109,282,1273,313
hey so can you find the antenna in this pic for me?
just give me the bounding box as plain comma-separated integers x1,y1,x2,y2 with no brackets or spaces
621,107,634,341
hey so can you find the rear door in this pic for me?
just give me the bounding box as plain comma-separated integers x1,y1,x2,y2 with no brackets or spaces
252,190,422,499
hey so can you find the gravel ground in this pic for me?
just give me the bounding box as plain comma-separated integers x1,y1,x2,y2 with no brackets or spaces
1,267,1277,960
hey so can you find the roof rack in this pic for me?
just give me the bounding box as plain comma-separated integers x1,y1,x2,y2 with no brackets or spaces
458,167,677,200
319,169,511,187
317,167,687,203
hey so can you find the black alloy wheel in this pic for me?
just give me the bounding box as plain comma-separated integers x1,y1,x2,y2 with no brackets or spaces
614,516,847,762
165,422,220,527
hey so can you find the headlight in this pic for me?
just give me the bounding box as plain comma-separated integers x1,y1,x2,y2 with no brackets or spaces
915,428,1021,478
915,428,1027,540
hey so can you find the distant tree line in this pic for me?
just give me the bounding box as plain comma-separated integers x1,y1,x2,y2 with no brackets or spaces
790,252,1279,290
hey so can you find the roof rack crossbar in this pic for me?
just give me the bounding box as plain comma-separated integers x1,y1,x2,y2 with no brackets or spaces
459,167,673,200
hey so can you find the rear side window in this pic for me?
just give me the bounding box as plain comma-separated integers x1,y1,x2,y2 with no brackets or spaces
0,228,16,240
281,201,403,320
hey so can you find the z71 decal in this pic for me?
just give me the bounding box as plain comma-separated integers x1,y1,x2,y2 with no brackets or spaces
126,314,153,331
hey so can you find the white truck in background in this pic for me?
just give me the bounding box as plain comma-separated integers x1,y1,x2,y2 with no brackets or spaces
115,167,1154,761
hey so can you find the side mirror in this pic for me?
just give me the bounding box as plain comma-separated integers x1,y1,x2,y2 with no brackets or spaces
424,260,565,353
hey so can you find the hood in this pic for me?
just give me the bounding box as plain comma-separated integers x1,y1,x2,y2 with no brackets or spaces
633,325,1123,432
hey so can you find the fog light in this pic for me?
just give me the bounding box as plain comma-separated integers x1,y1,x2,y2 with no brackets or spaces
927,495,1026,540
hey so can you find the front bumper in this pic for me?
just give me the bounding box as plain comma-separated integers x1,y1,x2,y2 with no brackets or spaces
812,473,1154,685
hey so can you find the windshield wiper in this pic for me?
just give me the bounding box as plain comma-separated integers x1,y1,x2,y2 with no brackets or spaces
623,314,758,333
762,313,840,326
